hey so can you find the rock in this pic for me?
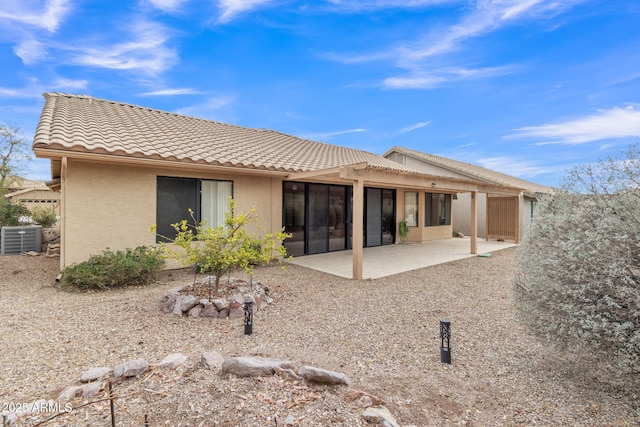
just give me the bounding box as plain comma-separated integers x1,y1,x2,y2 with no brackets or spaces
258,293,273,307
200,304,219,318
172,295,186,315
180,295,198,312
362,406,400,427
83,381,104,398
80,367,112,383
229,293,245,305
42,228,60,243
166,285,184,297
162,295,177,313
158,353,188,368
201,351,225,369
456,231,465,238
199,298,210,306
284,414,295,425
58,385,83,401
228,302,244,319
218,307,230,318
298,366,351,386
212,298,229,311
46,243,61,257
114,359,148,378
345,389,386,406
188,304,203,317
221,357,294,377
359,395,373,408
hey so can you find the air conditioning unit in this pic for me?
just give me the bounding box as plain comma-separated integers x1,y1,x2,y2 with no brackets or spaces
1,225,42,255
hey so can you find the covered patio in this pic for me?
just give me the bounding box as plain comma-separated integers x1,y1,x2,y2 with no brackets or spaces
288,237,518,279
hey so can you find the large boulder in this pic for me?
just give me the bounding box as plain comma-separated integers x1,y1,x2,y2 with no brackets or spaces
297,366,351,386
221,357,294,377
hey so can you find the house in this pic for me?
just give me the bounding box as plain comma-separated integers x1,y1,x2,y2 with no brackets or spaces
33,93,524,279
2,177,60,216
384,146,554,242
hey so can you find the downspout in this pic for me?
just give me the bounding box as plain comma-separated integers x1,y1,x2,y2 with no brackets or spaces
60,157,67,269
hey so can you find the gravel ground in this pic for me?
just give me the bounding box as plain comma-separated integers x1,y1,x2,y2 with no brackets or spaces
1,248,638,426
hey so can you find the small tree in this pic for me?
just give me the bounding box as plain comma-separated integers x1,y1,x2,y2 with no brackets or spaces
153,199,290,299
514,144,640,369
0,123,31,192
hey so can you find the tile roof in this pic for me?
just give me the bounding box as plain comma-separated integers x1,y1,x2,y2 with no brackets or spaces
33,93,420,175
385,146,554,195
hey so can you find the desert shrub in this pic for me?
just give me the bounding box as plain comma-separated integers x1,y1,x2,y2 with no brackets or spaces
62,246,165,291
30,204,58,227
152,198,290,298
514,144,639,369
0,199,30,227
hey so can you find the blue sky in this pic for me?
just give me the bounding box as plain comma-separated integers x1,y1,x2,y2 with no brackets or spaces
1,0,639,187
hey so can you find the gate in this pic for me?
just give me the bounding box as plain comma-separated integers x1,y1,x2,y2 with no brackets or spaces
486,195,519,242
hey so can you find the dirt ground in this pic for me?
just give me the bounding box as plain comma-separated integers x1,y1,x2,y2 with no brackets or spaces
0,248,638,426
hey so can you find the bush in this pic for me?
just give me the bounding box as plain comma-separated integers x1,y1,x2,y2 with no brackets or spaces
62,246,165,291
30,204,58,227
514,144,640,369
0,199,30,227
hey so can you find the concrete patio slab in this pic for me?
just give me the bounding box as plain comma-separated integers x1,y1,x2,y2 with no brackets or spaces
287,237,518,279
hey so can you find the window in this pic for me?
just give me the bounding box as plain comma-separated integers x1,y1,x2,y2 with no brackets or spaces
404,191,418,227
156,177,232,242
425,193,451,226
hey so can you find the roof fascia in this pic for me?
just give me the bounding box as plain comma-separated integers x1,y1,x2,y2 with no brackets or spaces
33,148,291,178
340,166,523,196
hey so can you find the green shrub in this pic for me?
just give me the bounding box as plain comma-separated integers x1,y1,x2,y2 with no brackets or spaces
62,246,165,291
0,199,30,227
30,204,58,227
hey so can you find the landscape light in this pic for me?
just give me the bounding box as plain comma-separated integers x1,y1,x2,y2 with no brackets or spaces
440,319,451,364
244,297,253,335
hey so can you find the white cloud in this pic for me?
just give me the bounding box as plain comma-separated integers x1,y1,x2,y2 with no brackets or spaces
384,65,515,89
68,20,177,75
476,156,556,179
506,106,640,145
325,0,459,11
399,0,586,64
52,77,88,90
141,88,199,96
174,95,235,117
14,40,48,64
149,0,189,12
301,128,367,140
399,121,431,133
217,0,272,23
0,0,71,32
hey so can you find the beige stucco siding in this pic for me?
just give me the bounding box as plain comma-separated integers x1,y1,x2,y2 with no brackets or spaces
396,189,453,242
61,159,283,268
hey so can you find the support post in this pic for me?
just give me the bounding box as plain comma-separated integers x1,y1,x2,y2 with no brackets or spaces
352,178,364,280
470,191,478,254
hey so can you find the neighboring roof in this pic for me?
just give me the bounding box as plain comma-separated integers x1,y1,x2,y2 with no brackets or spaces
33,93,419,176
4,177,47,191
5,187,57,199
384,146,554,195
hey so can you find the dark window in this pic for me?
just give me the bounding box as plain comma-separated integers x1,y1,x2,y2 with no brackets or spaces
156,177,232,242
425,193,451,226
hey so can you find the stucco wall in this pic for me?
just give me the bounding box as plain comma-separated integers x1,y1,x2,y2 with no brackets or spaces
397,189,453,242
62,160,282,268
452,193,488,237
